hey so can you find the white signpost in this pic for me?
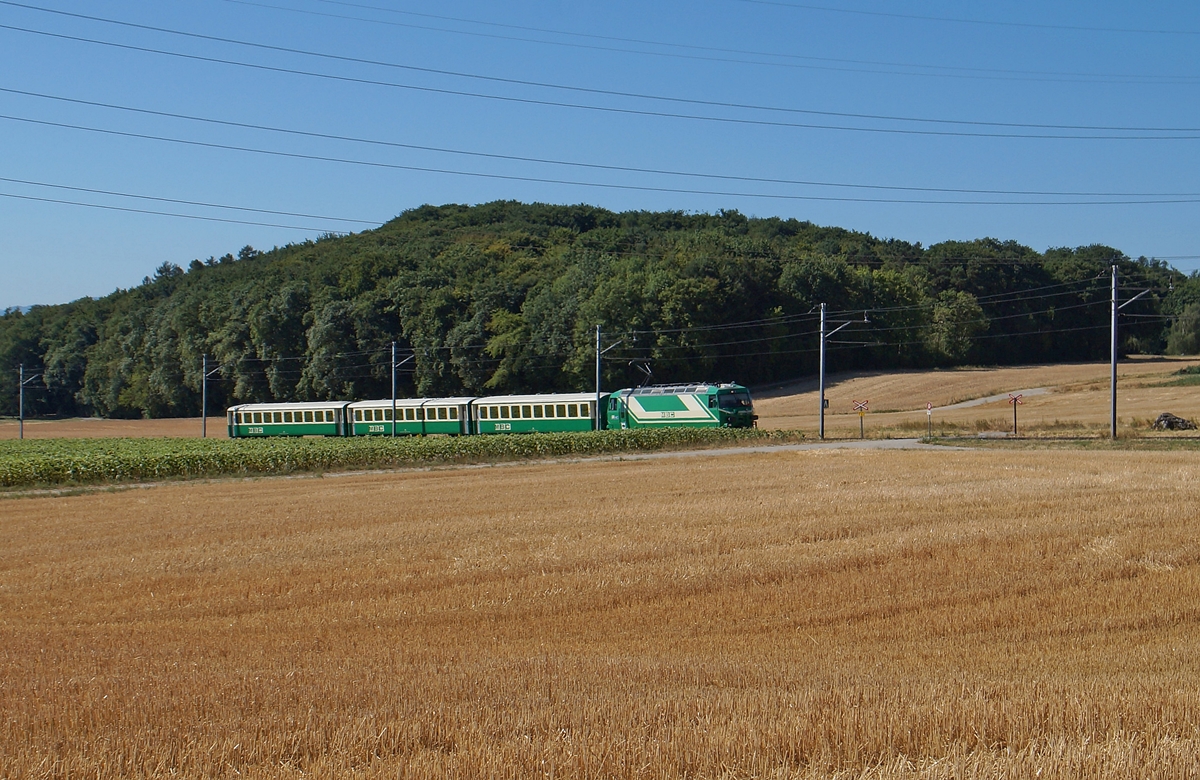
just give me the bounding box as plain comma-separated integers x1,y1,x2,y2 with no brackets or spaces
853,400,869,439
1008,393,1024,436
926,402,933,438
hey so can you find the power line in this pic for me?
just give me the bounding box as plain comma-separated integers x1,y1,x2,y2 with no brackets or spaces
8,112,1200,206
8,86,1200,198
218,0,1199,86
734,0,1200,37
0,190,338,231
3,5,1200,138
0,175,380,225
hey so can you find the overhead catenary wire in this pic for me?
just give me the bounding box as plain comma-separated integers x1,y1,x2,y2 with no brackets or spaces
0,175,380,225
8,86,1200,199
217,284,1138,366
0,190,340,231
220,0,1200,85
7,112,1200,207
733,0,1200,37
2,8,1200,139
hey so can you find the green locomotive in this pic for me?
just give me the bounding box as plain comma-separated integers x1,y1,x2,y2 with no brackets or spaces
227,384,754,438
606,384,756,429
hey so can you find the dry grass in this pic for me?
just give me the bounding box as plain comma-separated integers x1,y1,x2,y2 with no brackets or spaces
0,416,228,440
3,449,1200,777
756,357,1200,437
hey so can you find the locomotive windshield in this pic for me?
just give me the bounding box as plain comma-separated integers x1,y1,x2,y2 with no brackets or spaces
718,391,752,410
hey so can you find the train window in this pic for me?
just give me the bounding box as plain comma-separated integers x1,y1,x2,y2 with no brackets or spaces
253,412,262,424
568,404,578,418
327,411,335,422
556,404,567,418
610,398,618,411
273,412,282,423
355,410,362,421
236,413,243,424
282,411,291,423
708,396,717,408
406,408,415,421
385,408,393,421
304,411,314,422
500,406,510,419
487,406,496,419
533,405,543,418
580,403,590,417
437,407,447,420
417,408,425,421
478,406,488,419
521,405,532,418
544,405,555,418
449,407,458,420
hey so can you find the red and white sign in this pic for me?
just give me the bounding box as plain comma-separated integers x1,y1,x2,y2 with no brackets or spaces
1008,393,1024,405
853,400,869,412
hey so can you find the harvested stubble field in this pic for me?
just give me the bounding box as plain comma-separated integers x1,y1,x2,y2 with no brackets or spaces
0,416,229,440
755,357,1200,437
3,449,1200,778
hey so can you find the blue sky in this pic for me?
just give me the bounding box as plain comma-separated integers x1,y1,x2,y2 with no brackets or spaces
2,0,1199,307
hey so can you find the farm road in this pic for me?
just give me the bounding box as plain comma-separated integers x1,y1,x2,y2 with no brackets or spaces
612,438,960,462
937,387,1049,410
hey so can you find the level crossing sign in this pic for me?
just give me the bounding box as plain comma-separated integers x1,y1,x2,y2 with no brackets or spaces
852,400,868,439
1008,393,1023,436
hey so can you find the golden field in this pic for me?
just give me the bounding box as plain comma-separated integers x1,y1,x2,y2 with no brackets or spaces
0,416,229,440
3,448,1200,778
755,357,1200,437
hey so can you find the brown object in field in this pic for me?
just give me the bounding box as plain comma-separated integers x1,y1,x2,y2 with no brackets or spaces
1153,412,1198,431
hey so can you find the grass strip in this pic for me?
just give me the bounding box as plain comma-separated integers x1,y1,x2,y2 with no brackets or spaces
927,435,1200,451
0,428,801,489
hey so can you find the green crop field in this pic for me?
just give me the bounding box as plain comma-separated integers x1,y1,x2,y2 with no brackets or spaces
0,428,800,490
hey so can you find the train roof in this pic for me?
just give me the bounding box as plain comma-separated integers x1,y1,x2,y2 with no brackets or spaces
228,401,349,412
617,383,745,396
349,397,476,407
473,392,601,405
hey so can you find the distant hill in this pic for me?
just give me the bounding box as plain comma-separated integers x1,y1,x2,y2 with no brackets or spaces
2,201,1197,418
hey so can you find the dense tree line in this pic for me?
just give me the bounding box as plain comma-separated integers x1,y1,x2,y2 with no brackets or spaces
3,201,1198,418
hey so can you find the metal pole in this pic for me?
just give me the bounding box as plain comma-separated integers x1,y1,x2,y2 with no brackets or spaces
391,341,397,437
18,364,24,441
595,324,601,431
201,354,208,438
1013,400,1018,437
819,303,826,440
1110,264,1118,439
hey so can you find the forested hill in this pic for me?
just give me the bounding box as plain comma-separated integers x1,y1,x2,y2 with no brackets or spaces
4,201,1199,419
